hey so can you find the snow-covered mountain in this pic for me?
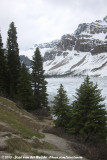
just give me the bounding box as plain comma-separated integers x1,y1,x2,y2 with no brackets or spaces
20,16,107,77
20,40,59,59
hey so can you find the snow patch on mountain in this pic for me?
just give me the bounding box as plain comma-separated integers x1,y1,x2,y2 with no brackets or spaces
19,16,107,77
44,50,107,77
20,47,51,60
20,40,59,60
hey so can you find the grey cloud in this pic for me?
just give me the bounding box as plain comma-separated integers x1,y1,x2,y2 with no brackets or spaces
0,0,107,50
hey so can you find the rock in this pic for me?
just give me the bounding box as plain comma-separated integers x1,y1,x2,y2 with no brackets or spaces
34,40,59,49
20,15,107,76
31,136,36,140
44,50,57,61
43,16,107,63
74,36,93,52
20,55,31,67
74,23,88,35
57,51,62,56
57,34,76,51
63,52,69,57
91,43,107,55
103,16,107,23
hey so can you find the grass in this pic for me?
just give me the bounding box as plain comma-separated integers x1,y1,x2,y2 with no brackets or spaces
0,96,58,157
0,96,44,139
6,137,56,159
32,138,59,150
6,138,32,153
33,139,59,150
0,124,12,132
6,137,57,156
42,141,59,150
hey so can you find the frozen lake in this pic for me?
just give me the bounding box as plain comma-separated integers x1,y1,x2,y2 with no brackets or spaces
46,76,107,108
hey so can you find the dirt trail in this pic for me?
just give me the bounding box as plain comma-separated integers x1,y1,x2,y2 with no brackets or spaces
0,100,88,160
38,132,88,160
43,133,71,153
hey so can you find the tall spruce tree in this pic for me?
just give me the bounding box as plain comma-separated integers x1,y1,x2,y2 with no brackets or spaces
7,22,21,98
53,84,70,128
0,33,8,96
68,75,107,143
32,47,48,109
17,63,34,111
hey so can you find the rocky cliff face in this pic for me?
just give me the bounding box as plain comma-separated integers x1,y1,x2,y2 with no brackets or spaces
20,55,31,68
20,16,107,77
74,17,107,54
44,16,107,61
34,40,59,49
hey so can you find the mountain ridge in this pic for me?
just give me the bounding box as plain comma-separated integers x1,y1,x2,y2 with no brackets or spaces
20,16,107,77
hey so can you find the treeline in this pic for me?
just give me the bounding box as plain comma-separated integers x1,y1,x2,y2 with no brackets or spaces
0,22,106,145
52,76,107,144
0,22,48,111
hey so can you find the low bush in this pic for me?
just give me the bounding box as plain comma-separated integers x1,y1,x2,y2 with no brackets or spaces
32,108,51,120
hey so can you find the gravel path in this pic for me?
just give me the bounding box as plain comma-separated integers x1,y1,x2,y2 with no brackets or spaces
37,132,88,160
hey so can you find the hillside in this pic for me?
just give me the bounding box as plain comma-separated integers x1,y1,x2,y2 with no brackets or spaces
20,16,107,77
0,96,88,160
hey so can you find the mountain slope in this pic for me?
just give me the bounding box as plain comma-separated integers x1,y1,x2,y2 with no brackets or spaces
0,96,88,160
20,40,59,60
20,16,107,77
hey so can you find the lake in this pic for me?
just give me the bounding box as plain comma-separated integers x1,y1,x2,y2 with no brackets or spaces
46,76,107,108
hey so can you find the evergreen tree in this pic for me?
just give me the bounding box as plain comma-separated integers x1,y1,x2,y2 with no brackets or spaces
41,80,48,109
32,47,48,109
68,75,107,142
7,22,21,98
17,63,34,111
53,84,70,128
0,33,8,96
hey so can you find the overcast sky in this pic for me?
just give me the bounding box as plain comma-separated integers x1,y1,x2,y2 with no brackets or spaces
0,0,107,50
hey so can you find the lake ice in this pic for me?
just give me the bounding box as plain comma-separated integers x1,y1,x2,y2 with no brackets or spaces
46,76,107,108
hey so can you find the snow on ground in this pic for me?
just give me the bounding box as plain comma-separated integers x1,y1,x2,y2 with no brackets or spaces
81,32,106,41
92,32,106,41
44,49,107,77
20,46,107,77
